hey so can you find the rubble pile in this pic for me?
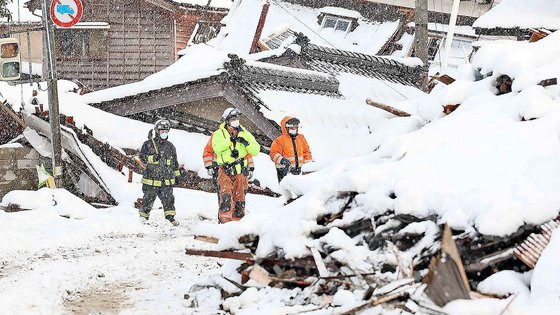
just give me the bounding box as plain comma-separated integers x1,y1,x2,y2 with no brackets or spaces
186,191,552,314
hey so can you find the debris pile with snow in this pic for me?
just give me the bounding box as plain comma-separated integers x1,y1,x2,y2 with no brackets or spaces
182,31,560,313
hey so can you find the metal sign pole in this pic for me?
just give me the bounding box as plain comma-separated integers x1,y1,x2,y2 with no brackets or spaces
41,0,63,187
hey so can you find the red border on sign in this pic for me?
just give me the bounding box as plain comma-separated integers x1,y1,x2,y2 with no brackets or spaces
50,0,83,28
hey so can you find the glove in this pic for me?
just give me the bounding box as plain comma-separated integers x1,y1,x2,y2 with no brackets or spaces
207,167,215,177
279,158,291,169
247,170,253,179
290,167,302,175
237,137,249,146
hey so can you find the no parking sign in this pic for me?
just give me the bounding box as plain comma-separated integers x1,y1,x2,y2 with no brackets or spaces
50,0,83,28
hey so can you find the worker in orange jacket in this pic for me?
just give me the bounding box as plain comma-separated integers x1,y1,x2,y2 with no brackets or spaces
269,116,312,182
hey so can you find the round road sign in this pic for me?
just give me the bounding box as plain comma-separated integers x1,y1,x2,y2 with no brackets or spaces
50,0,83,28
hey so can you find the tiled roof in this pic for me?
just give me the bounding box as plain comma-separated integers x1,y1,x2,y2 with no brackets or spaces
288,34,423,87
224,54,340,97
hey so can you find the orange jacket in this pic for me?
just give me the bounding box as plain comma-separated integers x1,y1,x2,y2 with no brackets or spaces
269,116,312,168
203,135,254,169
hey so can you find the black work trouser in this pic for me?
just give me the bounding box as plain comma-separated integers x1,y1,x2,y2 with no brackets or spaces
140,184,176,219
276,168,287,183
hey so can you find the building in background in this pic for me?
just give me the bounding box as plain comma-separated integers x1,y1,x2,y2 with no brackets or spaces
0,0,232,91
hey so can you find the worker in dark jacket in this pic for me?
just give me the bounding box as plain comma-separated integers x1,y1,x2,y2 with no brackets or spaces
139,119,181,226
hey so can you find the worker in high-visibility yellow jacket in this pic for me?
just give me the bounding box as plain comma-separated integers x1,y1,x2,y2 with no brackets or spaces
211,108,260,223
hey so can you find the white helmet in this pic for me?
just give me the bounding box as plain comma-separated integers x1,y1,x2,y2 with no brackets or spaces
221,108,241,122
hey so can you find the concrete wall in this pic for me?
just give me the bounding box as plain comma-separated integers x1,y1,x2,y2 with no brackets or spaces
0,145,41,199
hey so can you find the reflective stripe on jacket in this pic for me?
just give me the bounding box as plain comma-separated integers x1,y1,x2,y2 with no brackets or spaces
269,116,312,168
140,129,181,186
211,122,260,175
203,135,255,170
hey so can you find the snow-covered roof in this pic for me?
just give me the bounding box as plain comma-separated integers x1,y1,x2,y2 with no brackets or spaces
172,0,232,10
319,6,362,20
84,44,228,104
474,0,560,30
210,0,400,55
366,0,492,18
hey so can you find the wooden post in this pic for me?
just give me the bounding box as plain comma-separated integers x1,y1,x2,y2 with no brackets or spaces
249,1,270,53
414,0,429,64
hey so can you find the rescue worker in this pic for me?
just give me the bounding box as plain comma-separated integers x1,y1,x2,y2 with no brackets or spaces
203,136,255,191
211,108,260,223
139,119,181,226
269,116,312,182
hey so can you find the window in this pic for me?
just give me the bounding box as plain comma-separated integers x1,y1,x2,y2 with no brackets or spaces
321,15,352,33
2,62,19,78
189,22,221,45
1,43,18,58
55,28,108,58
323,17,337,29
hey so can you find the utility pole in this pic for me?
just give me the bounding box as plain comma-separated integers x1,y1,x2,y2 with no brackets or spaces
414,0,429,65
41,0,63,187
441,0,461,74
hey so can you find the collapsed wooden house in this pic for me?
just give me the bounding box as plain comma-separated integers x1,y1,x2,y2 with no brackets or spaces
86,37,423,150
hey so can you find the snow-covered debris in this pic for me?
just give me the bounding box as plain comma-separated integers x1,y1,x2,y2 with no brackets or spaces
474,0,560,30
472,31,560,92
183,30,560,313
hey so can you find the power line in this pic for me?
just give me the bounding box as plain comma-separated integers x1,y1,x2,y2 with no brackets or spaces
271,0,337,48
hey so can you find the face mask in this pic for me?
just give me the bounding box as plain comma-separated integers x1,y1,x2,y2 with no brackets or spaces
229,120,240,128
159,132,168,140
288,128,298,136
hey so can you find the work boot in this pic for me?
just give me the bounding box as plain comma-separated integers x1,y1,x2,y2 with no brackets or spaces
139,211,150,223
166,216,179,226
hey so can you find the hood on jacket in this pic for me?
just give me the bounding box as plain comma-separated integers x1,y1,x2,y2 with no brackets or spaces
280,116,293,136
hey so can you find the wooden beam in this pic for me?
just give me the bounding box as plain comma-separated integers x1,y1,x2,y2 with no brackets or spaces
0,103,26,129
185,249,254,261
223,83,281,141
366,99,411,117
100,81,224,116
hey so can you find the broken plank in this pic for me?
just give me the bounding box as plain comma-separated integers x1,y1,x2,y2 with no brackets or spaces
186,249,253,261
194,235,219,244
464,247,515,273
341,291,409,315
309,247,329,278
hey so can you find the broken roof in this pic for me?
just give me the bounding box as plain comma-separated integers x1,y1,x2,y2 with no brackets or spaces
474,0,560,31
210,0,401,55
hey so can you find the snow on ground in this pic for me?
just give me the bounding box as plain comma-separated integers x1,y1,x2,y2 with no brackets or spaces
210,0,400,55
0,186,281,313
